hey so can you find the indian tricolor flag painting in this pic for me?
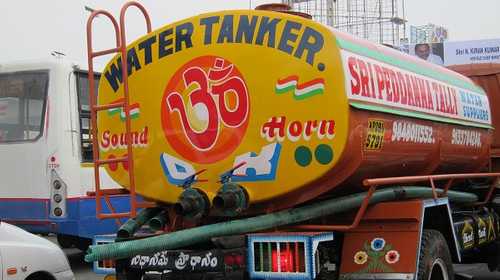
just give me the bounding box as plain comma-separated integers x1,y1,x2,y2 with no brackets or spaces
107,98,140,121
275,75,325,100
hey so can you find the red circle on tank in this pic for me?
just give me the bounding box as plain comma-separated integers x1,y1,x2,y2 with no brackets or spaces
161,56,250,164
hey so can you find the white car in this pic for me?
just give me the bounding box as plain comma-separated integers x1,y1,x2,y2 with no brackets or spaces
0,221,74,280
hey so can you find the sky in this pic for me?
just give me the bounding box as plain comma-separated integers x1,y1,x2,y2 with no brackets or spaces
0,0,499,69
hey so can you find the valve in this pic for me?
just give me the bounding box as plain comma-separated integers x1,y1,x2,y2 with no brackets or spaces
173,169,209,220
179,169,208,189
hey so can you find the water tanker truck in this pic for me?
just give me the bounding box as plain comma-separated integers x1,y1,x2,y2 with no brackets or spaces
85,2,500,280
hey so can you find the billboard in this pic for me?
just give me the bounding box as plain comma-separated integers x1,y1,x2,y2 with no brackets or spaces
444,39,500,65
402,39,500,66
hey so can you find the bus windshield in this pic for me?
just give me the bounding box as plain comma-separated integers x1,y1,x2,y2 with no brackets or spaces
0,71,49,143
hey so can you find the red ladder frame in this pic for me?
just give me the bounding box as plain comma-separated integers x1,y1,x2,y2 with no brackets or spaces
86,1,153,220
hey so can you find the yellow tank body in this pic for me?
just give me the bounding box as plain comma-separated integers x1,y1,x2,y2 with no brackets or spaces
97,9,491,210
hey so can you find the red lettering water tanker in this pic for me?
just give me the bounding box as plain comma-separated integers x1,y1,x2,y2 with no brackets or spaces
95,7,492,217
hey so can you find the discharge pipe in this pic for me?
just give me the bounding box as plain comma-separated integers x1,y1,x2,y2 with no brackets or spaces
148,211,169,231
86,186,477,262
212,183,249,217
117,207,163,238
173,188,209,219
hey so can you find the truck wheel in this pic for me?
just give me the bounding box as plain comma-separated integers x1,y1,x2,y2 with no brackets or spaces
417,230,454,280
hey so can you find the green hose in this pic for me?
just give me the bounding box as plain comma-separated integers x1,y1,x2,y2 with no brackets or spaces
117,207,163,238
86,186,477,262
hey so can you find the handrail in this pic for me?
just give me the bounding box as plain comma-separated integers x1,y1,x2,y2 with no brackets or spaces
293,172,500,232
86,1,153,220
86,10,122,221
117,1,153,219
364,172,500,205
120,1,152,37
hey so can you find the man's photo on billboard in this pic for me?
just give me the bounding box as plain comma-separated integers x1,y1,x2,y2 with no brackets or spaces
411,43,444,65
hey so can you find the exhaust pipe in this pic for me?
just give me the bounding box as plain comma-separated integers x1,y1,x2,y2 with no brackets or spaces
174,188,209,219
213,183,248,217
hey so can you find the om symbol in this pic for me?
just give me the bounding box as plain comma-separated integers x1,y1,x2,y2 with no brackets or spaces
162,56,250,164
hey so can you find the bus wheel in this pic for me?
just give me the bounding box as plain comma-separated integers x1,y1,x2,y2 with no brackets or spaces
417,230,454,280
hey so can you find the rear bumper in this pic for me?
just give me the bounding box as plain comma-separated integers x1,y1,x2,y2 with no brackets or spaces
339,273,414,280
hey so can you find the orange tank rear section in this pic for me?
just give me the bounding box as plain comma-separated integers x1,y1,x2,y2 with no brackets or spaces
264,108,491,211
449,63,500,170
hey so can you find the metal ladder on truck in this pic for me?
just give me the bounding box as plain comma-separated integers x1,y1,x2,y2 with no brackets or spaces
86,1,154,221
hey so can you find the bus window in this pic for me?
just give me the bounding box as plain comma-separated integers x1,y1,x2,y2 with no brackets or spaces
0,71,49,143
75,72,99,162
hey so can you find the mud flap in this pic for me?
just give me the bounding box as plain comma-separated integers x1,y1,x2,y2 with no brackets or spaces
339,200,423,278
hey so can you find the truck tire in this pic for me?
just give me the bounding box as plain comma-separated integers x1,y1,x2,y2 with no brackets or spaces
417,230,454,280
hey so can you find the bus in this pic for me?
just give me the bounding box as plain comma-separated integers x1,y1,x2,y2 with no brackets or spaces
0,58,130,250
